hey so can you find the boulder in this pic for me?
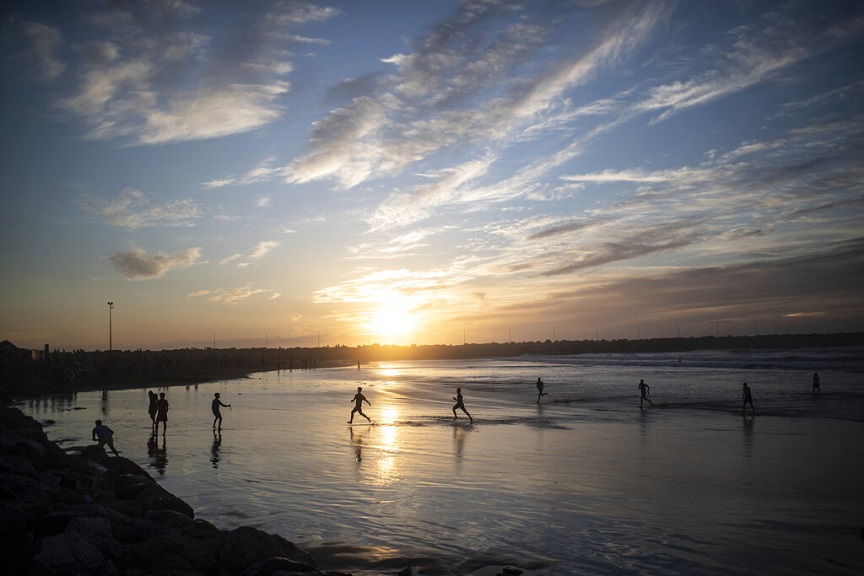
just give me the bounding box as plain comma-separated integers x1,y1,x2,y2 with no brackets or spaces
35,530,105,574
220,526,317,575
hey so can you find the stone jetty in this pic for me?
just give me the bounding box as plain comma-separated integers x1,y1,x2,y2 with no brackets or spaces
0,405,349,576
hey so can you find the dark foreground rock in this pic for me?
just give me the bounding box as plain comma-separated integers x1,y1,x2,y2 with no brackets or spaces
0,405,349,576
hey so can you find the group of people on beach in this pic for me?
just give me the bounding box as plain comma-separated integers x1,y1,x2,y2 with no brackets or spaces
92,371,824,456
145,390,231,435
637,372,821,416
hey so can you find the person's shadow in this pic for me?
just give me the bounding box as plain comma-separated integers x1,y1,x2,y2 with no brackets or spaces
210,431,222,468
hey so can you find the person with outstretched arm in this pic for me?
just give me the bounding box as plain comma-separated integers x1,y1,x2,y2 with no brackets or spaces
212,392,231,430
349,386,372,424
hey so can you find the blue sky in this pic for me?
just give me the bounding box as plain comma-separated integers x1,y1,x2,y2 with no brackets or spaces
2,0,863,351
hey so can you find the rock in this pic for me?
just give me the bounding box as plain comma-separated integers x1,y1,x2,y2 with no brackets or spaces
0,502,32,571
1,407,358,576
220,526,317,575
113,473,153,500
116,534,220,575
135,482,195,518
240,556,326,575
35,530,105,574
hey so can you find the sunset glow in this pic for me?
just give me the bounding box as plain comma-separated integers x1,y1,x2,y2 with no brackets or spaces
1,1,862,351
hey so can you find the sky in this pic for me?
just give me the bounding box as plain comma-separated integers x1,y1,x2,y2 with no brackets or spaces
1,0,863,352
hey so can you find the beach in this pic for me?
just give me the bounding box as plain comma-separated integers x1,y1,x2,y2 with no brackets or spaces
14,351,864,575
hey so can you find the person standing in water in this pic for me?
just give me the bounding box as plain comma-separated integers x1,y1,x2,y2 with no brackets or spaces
155,392,169,435
349,386,371,424
212,392,231,431
92,420,120,456
148,390,158,433
452,387,473,423
638,379,650,408
536,378,548,403
812,372,821,395
742,382,755,416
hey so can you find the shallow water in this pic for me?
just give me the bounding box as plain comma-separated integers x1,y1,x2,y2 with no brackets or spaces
17,349,864,575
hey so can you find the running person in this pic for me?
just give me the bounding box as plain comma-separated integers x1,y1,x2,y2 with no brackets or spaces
452,388,473,423
638,379,650,408
536,378,548,403
349,386,371,424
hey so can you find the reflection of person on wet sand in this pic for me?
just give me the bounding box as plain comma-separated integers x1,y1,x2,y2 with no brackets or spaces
452,388,473,423
212,393,231,430
638,379,650,408
155,392,169,435
210,431,221,468
350,427,363,462
742,382,755,416
812,372,820,395
148,390,158,432
536,378,548,403
149,434,168,475
349,386,371,424
92,420,120,456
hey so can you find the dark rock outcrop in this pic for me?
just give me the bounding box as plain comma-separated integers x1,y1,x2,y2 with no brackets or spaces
0,405,349,575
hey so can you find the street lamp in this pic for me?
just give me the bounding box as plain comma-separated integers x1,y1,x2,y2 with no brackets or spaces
107,302,114,351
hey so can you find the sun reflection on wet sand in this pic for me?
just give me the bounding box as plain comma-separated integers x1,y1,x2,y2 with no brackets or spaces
369,407,400,486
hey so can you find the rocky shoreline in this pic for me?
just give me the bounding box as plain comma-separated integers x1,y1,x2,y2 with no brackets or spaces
0,405,351,576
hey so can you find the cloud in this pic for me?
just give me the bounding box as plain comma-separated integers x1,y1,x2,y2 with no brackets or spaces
109,247,201,280
22,21,65,80
189,286,281,304
81,188,199,229
285,1,671,190
222,240,281,268
42,0,339,144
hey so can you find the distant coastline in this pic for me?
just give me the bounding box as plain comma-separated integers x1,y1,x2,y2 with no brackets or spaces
2,332,862,400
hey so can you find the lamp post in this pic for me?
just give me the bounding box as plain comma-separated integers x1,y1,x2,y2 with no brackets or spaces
107,302,114,351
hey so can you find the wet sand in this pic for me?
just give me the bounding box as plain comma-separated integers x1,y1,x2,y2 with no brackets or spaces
15,362,864,575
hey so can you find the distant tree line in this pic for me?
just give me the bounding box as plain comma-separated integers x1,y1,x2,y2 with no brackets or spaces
1,332,862,399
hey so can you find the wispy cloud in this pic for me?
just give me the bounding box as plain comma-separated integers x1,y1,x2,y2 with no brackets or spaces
109,247,201,280
81,188,199,229
189,286,281,304
20,0,339,145
221,240,281,268
285,1,673,191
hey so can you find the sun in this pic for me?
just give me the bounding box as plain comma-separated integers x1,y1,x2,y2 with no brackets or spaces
367,308,417,341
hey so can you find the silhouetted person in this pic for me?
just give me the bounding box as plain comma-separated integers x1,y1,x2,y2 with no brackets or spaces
155,392,169,435
212,392,231,430
812,372,821,395
452,387,473,423
742,382,755,416
349,386,371,423
92,420,119,456
638,379,650,408
536,378,548,403
148,390,158,432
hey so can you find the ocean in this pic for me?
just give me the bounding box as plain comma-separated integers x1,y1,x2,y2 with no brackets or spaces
17,347,864,575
